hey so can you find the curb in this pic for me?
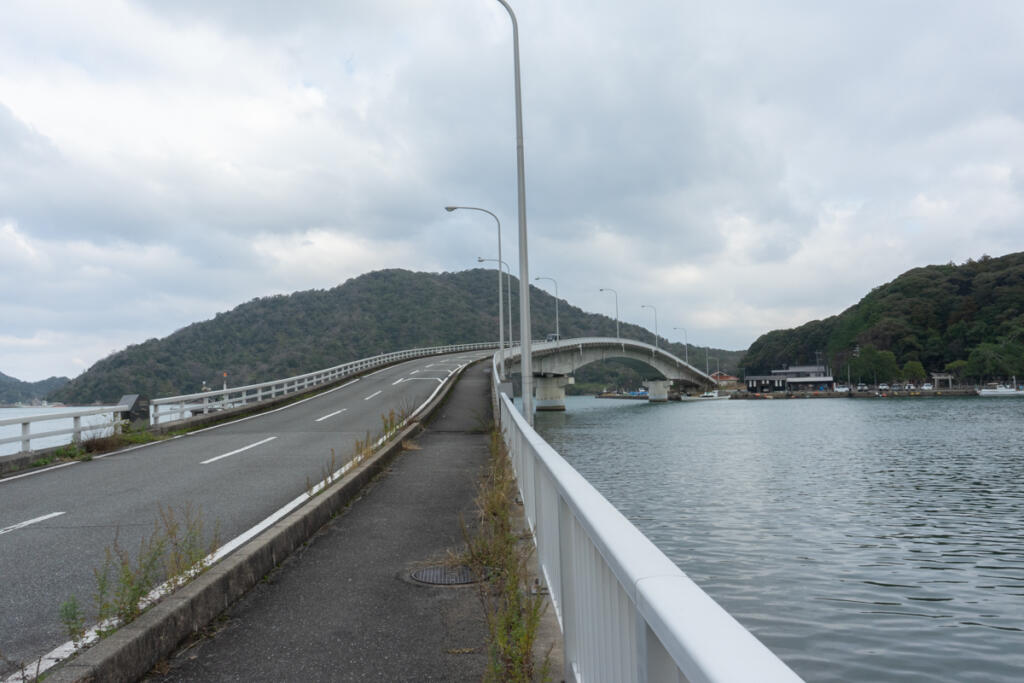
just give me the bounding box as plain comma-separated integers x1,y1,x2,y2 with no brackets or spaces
45,362,474,683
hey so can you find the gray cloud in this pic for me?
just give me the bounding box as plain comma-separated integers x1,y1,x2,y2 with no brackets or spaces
1,0,1023,381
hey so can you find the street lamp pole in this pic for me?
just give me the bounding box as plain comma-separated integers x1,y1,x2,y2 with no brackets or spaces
673,326,688,364
641,304,658,349
447,206,504,370
600,288,619,339
478,257,514,362
534,276,558,341
495,0,533,424
709,356,720,384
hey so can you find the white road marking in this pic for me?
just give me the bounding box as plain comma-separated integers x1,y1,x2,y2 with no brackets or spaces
315,409,347,423
409,369,420,374
392,378,404,386
0,461,79,484
364,390,382,400
200,436,278,465
0,511,66,536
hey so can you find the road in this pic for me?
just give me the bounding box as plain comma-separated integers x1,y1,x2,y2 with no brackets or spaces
0,350,490,676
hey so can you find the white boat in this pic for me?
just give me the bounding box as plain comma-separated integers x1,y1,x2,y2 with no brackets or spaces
977,379,1024,397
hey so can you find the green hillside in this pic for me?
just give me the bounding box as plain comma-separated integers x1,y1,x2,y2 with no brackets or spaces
0,372,69,405
49,269,741,404
740,252,1024,384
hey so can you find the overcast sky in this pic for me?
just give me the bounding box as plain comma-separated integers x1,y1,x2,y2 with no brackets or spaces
2,1,1023,382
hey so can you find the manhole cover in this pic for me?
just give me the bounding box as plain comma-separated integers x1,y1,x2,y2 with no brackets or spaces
411,564,476,585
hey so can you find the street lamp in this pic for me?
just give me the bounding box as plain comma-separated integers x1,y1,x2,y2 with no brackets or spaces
599,288,619,339
673,326,688,364
495,0,534,424
641,304,658,349
478,257,514,361
447,206,504,369
708,355,720,384
534,276,559,341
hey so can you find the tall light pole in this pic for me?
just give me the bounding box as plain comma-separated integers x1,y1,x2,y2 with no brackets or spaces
600,287,619,339
478,257,514,360
673,326,688,364
709,355,720,384
641,304,658,349
534,276,559,341
495,0,533,423
447,206,504,369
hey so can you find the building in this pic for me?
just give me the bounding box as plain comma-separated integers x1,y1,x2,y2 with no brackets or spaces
745,364,835,393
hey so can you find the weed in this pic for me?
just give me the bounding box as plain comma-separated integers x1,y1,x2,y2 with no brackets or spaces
462,430,550,682
61,503,220,646
59,595,86,647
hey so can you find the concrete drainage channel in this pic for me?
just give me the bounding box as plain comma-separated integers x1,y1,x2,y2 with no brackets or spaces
43,362,475,683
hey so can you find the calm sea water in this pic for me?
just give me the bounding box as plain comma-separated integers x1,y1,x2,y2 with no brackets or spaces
534,396,1024,682
0,407,118,457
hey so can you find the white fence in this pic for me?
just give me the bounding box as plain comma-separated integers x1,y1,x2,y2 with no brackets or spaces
149,342,502,425
0,405,129,456
491,356,801,682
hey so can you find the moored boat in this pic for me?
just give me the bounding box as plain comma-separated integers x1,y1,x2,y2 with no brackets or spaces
977,378,1024,396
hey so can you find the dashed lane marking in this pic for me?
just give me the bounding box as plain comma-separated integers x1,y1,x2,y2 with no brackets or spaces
0,511,66,536
364,390,382,400
315,409,347,422
201,436,278,465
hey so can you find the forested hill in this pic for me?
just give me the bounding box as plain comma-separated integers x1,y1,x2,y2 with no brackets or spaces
49,268,742,404
0,372,69,405
741,252,1024,381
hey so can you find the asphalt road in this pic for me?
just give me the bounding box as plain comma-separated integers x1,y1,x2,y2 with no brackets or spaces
0,350,490,676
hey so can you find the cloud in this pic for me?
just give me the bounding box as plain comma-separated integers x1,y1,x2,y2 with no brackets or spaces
1,0,1024,381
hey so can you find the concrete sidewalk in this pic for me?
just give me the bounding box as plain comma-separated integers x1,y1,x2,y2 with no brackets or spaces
147,366,495,682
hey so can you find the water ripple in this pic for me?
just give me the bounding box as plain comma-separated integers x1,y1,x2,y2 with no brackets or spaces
535,396,1024,682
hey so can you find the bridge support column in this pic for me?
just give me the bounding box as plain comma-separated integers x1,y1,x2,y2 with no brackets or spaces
644,379,670,402
535,375,573,411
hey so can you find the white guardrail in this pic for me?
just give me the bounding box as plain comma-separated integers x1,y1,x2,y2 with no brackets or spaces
0,405,130,455
149,341,503,426
491,354,802,682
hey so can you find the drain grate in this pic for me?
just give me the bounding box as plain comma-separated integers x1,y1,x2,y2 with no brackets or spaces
411,564,476,585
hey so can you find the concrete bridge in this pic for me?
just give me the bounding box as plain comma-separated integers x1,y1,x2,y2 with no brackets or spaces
501,336,716,410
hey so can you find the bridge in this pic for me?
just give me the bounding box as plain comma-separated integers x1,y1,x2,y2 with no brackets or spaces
501,337,716,410
2,339,799,683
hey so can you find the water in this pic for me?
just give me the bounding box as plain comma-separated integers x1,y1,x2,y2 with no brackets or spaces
0,406,119,457
534,396,1024,682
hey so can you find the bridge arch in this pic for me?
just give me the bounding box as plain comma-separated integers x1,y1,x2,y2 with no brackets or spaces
503,337,715,409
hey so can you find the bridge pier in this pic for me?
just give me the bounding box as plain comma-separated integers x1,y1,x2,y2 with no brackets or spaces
535,375,573,411
644,379,670,402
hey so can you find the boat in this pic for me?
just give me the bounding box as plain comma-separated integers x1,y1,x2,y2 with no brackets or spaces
977,378,1024,397
679,389,730,401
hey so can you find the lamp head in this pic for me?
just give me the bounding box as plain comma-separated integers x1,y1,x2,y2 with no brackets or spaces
477,257,485,262
444,206,457,212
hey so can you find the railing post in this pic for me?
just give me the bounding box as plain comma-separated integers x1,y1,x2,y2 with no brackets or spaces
73,415,82,444
21,421,30,453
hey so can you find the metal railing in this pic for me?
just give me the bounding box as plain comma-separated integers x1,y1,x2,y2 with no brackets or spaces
491,354,801,682
0,405,129,455
149,342,502,425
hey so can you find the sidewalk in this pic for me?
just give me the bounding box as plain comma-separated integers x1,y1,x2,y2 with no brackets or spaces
148,366,494,682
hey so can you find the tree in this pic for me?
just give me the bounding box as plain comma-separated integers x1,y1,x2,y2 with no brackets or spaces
902,360,926,383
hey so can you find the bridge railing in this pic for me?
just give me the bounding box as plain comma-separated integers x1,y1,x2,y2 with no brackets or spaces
149,342,501,425
491,358,800,682
502,336,713,383
0,405,130,455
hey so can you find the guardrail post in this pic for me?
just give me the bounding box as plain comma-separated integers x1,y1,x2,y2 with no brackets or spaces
21,422,30,453
73,415,82,444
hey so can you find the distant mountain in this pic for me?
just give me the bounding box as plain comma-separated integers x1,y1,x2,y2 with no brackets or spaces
0,371,69,404
740,252,1024,383
49,268,742,404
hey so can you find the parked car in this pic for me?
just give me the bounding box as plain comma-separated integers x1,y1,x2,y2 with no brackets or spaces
878,383,890,391
856,383,868,391
835,385,850,393
904,383,915,390
922,382,934,391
